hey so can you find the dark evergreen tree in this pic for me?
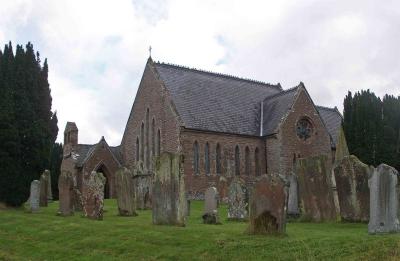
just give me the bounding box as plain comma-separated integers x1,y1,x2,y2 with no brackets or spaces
0,42,58,206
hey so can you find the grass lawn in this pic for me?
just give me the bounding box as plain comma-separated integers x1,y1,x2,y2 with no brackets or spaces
0,200,399,261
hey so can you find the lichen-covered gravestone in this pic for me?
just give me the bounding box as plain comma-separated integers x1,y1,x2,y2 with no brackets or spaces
58,171,75,216
133,161,152,210
39,172,49,207
203,187,219,224
30,180,40,212
228,178,248,220
43,170,53,202
334,155,371,222
115,167,137,216
296,155,337,222
72,175,83,211
287,173,299,216
368,164,400,234
82,171,106,220
248,174,288,235
152,152,186,226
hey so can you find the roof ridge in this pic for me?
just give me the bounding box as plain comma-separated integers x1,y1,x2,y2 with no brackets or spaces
262,85,299,102
155,61,282,91
316,105,338,111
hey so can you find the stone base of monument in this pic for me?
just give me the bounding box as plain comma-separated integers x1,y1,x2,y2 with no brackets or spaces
202,212,221,225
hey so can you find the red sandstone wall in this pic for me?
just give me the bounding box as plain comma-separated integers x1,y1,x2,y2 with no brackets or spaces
81,143,121,198
275,87,332,176
181,129,266,199
120,60,182,168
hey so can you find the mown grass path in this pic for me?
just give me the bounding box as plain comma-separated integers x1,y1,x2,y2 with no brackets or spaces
0,200,399,260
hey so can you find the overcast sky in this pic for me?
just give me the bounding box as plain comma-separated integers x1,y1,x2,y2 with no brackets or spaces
1,0,399,145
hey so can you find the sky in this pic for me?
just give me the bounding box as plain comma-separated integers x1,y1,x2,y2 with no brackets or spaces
1,0,399,146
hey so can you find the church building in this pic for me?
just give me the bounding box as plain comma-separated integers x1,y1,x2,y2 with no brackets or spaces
61,58,342,200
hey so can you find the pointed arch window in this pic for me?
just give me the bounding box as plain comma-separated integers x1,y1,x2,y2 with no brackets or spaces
245,146,250,176
140,122,144,162
145,108,150,169
136,137,140,162
216,143,222,175
193,141,199,175
205,142,210,175
255,147,260,176
157,129,161,156
152,118,155,158
235,145,240,176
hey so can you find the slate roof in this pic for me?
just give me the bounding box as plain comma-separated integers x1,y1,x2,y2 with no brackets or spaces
152,61,342,146
316,106,343,147
74,143,122,167
154,62,282,136
261,86,299,136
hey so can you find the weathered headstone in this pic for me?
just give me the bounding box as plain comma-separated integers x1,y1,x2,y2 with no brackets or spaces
228,178,248,220
58,171,75,216
133,161,152,210
115,167,137,216
248,174,288,235
82,171,106,220
203,187,219,224
296,155,337,222
44,170,53,202
368,164,400,234
152,152,186,226
287,173,299,216
39,172,49,207
30,180,40,212
334,155,371,222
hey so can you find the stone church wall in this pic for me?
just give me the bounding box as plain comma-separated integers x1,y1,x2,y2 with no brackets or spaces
120,60,182,169
181,129,266,199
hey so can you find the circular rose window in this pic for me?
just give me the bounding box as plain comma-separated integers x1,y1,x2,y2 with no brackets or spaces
296,118,313,141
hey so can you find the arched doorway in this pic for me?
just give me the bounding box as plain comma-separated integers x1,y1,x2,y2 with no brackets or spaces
95,164,111,199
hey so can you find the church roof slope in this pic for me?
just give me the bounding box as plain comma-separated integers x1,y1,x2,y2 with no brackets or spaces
261,86,299,136
154,62,282,136
316,106,343,147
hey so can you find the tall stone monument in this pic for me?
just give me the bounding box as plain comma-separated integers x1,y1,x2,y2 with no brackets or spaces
203,187,219,224
248,174,288,235
334,155,371,222
296,155,337,222
368,164,400,234
39,172,49,207
30,180,40,212
132,161,152,210
227,178,248,220
82,171,106,220
152,152,186,226
58,171,75,216
43,170,53,202
115,167,137,216
287,173,299,216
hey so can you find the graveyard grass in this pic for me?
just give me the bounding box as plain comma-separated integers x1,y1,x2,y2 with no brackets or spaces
1,201,400,261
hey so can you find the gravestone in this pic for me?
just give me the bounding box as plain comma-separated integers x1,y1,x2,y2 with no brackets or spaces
58,171,75,216
287,173,299,216
133,161,152,210
334,155,371,222
82,171,106,220
72,175,83,211
43,170,53,202
115,167,137,216
30,180,40,212
228,178,248,220
39,172,49,207
203,187,219,224
152,152,186,226
296,155,337,222
248,174,288,235
368,164,400,234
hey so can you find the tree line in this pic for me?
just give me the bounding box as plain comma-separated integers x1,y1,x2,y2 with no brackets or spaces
0,42,61,206
343,90,400,170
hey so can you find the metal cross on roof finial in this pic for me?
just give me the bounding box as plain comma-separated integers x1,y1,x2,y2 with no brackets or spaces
149,45,152,57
